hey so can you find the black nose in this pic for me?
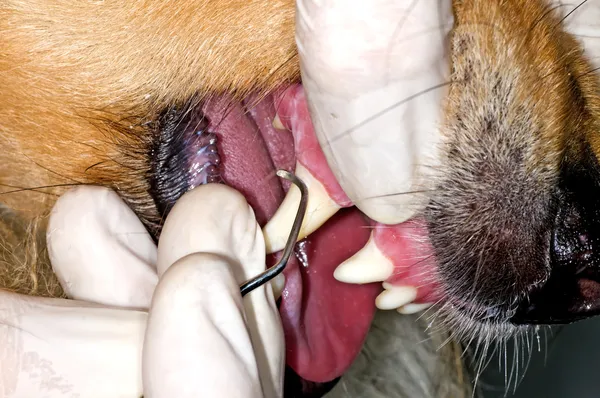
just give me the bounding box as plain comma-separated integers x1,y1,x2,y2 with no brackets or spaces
511,148,600,325
510,267,600,325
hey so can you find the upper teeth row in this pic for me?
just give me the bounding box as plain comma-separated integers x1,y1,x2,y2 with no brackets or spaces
262,114,434,314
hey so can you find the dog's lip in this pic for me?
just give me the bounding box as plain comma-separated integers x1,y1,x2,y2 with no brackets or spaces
444,294,516,323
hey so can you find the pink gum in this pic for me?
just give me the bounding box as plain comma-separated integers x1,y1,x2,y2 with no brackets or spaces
274,84,352,207
372,221,442,303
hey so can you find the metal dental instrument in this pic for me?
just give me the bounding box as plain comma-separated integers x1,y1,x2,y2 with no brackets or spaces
240,169,308,297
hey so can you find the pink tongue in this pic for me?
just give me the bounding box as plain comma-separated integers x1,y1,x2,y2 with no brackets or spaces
277,209,381,383
201,88,382,383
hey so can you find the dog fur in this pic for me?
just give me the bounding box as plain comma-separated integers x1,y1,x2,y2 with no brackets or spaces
1,0,598,396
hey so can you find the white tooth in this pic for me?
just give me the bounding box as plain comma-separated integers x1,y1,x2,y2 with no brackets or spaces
375,284,417,310
272,113,286,130
334,235,393,284
270,273,286,300
296,0,453,224
397,302,433,315
262,163,340,254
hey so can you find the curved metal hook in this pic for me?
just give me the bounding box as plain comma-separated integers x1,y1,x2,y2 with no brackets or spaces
240,170,308,297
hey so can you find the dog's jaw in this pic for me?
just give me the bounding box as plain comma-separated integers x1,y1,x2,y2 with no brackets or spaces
423,0,600,339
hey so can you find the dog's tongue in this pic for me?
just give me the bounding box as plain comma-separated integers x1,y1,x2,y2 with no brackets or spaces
200,87,382,383
277,208,380,382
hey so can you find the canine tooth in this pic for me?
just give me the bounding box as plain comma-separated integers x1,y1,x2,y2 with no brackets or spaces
333,235,393,284
272,113,286,130
263,163,340,254
271,273,285,300
375,284,417,310
397,302,433,315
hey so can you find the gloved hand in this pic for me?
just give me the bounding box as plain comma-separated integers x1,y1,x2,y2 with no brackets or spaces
293,0,454,310
296,0,453,225
0,184,284,398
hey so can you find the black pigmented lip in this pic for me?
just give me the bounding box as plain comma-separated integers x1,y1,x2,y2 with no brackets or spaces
149,102,223,218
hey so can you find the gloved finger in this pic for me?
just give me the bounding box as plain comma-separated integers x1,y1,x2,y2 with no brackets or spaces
0,289,146,397
143,254,265,398
47,186,158,309
296,0,453,224
147,183,284,398
554,0,600,66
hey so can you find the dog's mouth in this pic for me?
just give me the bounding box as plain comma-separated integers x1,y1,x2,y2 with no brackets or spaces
146,79,600,395
148,83,444,393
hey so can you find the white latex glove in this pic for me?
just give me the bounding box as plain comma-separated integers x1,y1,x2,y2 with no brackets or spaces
0,184,284,398
296,0,453,225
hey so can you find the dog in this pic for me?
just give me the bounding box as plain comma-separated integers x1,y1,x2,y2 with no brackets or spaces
1,0,598,396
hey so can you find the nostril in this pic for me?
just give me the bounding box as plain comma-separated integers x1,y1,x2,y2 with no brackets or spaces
552,200,598,274
511,174,600,325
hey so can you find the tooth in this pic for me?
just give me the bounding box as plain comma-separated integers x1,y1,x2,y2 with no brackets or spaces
297,0,453,224
397,302,433,315
271,273,286,300
333,235,393,284
262,163,340,254
272,113,286,130
375,283,417,310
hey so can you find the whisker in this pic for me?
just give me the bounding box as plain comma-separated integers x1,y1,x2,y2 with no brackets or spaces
358,188,440,201
555,0,589,27
0,183,85,196
573,34,600,39
84,161,109,173
325,81,455,145
526,3,570,36
575,65,600,79
20,154,82,185
382,0,420,82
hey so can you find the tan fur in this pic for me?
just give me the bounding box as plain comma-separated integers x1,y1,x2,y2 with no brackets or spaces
0,0,598,396
0,0,300,292
424,0,600,346
449,0,600,163
0,0,299,213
